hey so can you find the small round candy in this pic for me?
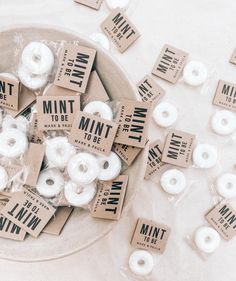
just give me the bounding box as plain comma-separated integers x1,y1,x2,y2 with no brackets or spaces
83,101,113,121
160,169,186,195
97,151,122,181
64,180,96,207
183,61,208,86
193,144,218,169
0,166,8,191
152,102,178,128
21,42,54,75
45,137,76,169
194,226,220,253
105,0,130,9
2,115,28,133
129,250,154,276
89,33,110,50
216,173,236,199
0,128,28,158
211,110,236,135
67,153,99,184
36,168,64,198
18,65,47,90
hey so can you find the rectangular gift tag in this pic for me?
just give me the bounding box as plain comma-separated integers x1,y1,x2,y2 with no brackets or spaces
28,113,44,144
0,201,26,241
152,44,188,83
229,48,236,65
37,95,80,131
136,75,165,104
24,143,45,187
115,100,151,148
82,70,110,105
131,218,171,253
74,0,103,10
91,175,128,220
43,207,73,235
54,43,96,93
0,74,20,110
145,140,167,179
205,202,236,241
113,143,142,166
1,188,56,237
6,86,36,118
69,111,118,155
101,8,140,53
162,129,195,168
213,80,236,111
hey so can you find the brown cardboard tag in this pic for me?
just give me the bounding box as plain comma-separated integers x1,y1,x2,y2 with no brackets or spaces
6,86,36,118
205,202,236,241
1,188,56,237
28,112,44,144
37,95,80,131
101,8,140,53
0,201,26,241
113,143,142,166
24,143,45,187
54,43,96,93
43,207,73,235
44,83,80,97
213,80,236,111
82,70,110,106
74,0,102,10
91,175,128,220
136,75,165,104
229,49,236,65
131,218,171,253
145,140,167,179
115,100,151,148
152,44,188,83
0,74,20,110
69,111,118,155
162,129,195,168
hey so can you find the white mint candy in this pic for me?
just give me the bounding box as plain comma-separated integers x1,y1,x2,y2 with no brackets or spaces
194,226,220,253
216,173,236,199
18,65,47,90
193,144,217,169
160,169,186,195
2,115,29,133
105,0,130,10
152,102,178,128
83,101,113,121
183,61,208,86
129,250,154,276
89,33,110,50
211,110,236,135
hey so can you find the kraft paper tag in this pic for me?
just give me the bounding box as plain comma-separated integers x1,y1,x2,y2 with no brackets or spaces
101,8,140,53
24,143,45,187
113,143,142,166
6,86,36,118
205,202,236,241
0,74,20,110
0,201,26,241
28,112,44,144
74,0,102,10
115,100,151,148
1,188,56,237
69,111,118,156
152,44,188,83
44,83,80,97
54,43,96,93
136,75,165,104
37,95,80,131
43,207,73,235
145,140,167,179
131,218,171,253
91,175,128,220
229,49,236,65
162,129,195,168
213,80,236,111
82,70,110,106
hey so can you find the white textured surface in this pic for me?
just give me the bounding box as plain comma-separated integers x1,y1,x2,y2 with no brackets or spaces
0,0,236,280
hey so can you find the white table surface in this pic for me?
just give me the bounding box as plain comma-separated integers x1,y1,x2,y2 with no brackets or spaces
1,0,236,280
